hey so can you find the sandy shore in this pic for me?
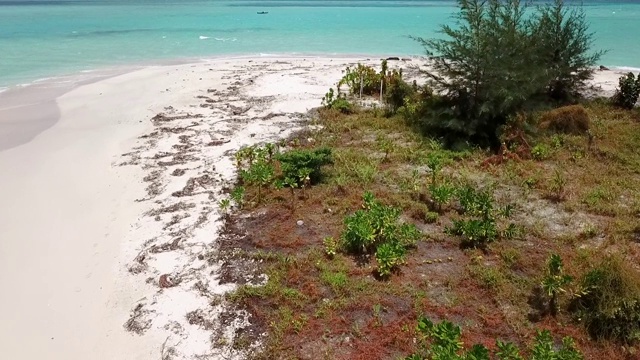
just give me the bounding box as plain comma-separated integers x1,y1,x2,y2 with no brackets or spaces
0,57,634,359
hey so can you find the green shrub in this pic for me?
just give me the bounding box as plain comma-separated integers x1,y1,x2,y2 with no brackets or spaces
322,88,354,113
429,182,455,213
571,255,640,343
240,160,274,203
341,192,422,277
375,241,407,277
407,317,583,360
539,105,590,135
384,69,416,114
541,254,573,317
277,147,332,186
338,63,381,96
612,72,640,109
447,217,498,248
455,185,494,218
531,143,551,161
412,0,601,148
425,211,439,224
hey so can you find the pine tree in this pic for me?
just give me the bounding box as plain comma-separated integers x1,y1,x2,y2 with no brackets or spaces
413,0,602,148
532,0,604,102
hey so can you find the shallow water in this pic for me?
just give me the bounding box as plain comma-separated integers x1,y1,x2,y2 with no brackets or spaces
1,0,639,87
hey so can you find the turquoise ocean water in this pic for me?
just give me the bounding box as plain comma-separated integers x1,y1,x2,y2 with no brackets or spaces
1,0,640,89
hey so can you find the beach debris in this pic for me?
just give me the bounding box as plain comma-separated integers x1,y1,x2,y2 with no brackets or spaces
124,303,152,334
207,139,230,146
159,274,177,288
599,65,610,71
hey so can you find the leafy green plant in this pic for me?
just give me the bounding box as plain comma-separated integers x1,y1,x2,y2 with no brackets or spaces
531,143,550,161
541,254,573,317
277,147,332,186
426,152,445,185
322,236,339,258
230,186,245,209
376,134,394,162
384,68,416,113
571,255,640,342
375,240,407,277
218,198,230,214
322,87,353,113
338,63,381,96
341,192,422,277
447,217,498,248
407,317,583,359
429,182,455,213
240,160,275,203
612,72,640,109
455,185,494,218
548,169,567,201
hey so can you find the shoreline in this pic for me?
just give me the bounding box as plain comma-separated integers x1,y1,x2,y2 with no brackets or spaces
0,55,636,359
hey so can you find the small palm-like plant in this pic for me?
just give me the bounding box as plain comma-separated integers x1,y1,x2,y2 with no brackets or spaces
230,186,245,209
429,182,455,213
541,254,573,317
241,160,274,203
218,198,230,214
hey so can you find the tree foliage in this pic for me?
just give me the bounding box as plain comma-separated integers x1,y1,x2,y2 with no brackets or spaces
413,0,602,148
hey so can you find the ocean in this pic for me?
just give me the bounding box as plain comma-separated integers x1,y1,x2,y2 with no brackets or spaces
1,0,639,89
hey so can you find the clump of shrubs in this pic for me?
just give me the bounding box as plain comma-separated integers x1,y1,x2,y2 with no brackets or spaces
571,255,640,343
338,63,381,96
340,192,422,277
234,143,332,204
321,88,353,114
406,317,583,360
539,105,590,135
612,72,640,109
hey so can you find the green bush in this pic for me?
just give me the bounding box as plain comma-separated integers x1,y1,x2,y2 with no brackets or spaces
531,143,551,161
412,0,601,148
384,69,416,114
571,255,640,343
240,160,274,203
341,192,422,277
322,88,354,114
446,185,505,248
612,72,640,109
338,63,381,96
447,217,498,248
541,254,573,317
375,241,407,277
276,147,332,186
407,317,583,360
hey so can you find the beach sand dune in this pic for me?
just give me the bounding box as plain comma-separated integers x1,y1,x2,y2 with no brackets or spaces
0,57,631,359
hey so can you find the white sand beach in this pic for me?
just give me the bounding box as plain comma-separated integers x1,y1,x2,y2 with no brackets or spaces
0,57,633,359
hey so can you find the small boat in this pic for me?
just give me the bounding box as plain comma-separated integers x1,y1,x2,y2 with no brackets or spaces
257,11,269,14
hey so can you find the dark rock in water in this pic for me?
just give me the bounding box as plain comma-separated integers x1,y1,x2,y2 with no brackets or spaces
386,57,400,61
401,58,412,61
599,65,610,71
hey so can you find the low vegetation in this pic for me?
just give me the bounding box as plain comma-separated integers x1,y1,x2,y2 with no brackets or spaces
215,0,640,358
